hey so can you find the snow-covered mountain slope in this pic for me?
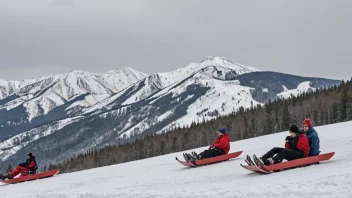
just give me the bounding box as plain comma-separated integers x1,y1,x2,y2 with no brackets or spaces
235,71,340,103
277,81,315,98
156,56,260,87
84,57,259,114
0,67,147,140
0,78,40,99
1,121,351,198
0,116,82,161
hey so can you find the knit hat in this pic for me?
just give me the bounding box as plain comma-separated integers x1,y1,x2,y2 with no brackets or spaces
217,127,227,134
27,152,33,157
303,118,312,127
289,125,299,133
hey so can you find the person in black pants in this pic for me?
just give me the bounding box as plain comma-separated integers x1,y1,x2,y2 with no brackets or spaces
183,127,230,161
260,125,310,165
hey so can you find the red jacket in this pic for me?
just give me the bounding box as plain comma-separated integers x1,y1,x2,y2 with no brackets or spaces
18,156,37,171
285,134,310,157
211,133,230,153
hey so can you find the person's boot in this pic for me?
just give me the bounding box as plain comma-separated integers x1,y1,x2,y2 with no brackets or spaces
183,153,190,161
261,157,275,166
4,173,13,180
191,151,201,160
191,151,197,157
0,174,5,180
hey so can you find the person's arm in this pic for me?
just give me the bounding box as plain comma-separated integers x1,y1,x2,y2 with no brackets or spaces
309,134,319,154
213,138,228,150
18,160,29,167
285,136,293,148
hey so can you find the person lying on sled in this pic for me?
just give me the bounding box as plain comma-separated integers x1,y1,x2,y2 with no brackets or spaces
259,125,310,165
0,152,38,180
184,127,230,161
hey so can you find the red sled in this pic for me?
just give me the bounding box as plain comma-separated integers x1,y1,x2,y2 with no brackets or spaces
176,151,243,167
0,169,60,184
241,152,335,174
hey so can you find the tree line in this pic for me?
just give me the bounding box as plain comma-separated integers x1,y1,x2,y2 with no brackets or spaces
47,79,352,173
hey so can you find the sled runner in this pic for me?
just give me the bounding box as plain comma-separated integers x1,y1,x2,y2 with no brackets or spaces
176,151,242,167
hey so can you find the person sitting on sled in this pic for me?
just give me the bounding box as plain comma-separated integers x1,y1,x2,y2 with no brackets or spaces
184,127,230,161
258,125,310,165
302,118,320,156
0,152,38,180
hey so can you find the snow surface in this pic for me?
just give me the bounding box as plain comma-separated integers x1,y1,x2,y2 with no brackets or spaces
277,81,315,99
1,121,351,198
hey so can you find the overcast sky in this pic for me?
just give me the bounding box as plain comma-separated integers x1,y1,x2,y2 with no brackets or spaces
0,0,351,80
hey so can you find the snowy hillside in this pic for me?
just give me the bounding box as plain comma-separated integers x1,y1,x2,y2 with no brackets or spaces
1,121,351,198
277,81,315,99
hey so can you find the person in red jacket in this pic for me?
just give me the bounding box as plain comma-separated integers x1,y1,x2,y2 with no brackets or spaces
0,152,38,180
183,127,230,161
259,125,310,165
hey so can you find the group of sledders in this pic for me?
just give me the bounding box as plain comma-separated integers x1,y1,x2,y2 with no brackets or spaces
183,118,320,166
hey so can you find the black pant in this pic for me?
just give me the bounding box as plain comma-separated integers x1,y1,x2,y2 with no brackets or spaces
262,147,305,163
199,148,226,159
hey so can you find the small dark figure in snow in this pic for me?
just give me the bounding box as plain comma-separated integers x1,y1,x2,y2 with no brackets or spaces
184,127,230,161
259,125,310,165
0,152,38,180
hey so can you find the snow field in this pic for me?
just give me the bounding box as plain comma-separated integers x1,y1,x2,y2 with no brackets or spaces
1,121,351,198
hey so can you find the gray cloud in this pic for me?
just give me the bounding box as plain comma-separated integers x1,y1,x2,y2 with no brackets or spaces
0,0,351,80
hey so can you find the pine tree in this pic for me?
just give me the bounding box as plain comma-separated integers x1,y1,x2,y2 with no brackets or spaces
313,110,319,125
332,102,339,123
282,102,290,130
347,96,352,121
6,163,12,173
339,85,349,121
264,100,274,134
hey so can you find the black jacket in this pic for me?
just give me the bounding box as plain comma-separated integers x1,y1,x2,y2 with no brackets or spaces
285,132,308,156
19,156,38,172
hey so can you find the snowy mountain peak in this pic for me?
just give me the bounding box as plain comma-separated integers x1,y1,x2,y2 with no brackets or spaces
152,57,260,88
105,66,147,78
68,70,89,74
199,56,260,73
200,56,235,65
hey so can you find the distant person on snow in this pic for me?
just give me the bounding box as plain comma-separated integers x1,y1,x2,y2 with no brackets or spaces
0,152,38,180
183,127,230,161
258,125,310,165
302,118,320,156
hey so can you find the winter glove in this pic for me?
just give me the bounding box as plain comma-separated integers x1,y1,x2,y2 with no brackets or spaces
285,136,294,142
